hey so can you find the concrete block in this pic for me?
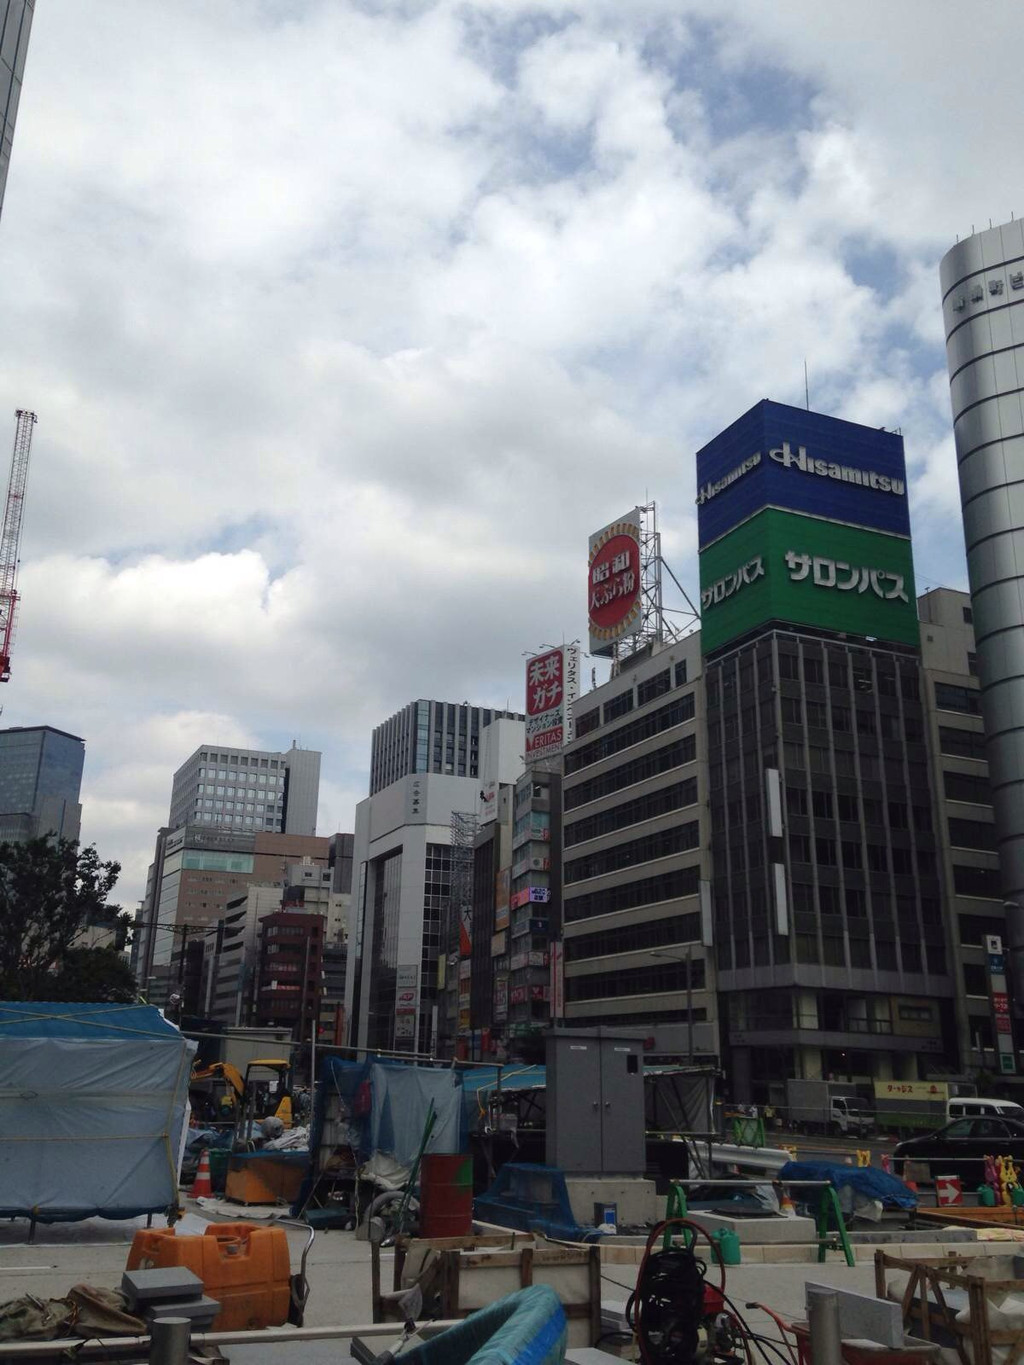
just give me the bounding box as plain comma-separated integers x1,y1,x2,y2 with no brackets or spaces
565,1177,661,1227
684,1210,817,1245
143,1296,220,1330
805,1281,902,1348
121,1267,203,1307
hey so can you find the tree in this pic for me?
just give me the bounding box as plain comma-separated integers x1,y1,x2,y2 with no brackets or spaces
0,837,127,1001
49,946,139,1003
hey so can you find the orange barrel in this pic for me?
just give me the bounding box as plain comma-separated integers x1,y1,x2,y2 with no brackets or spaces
419,1153,474,1238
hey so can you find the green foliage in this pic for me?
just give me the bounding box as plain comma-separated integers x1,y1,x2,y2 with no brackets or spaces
49,945,139,1003
0,837,129,1001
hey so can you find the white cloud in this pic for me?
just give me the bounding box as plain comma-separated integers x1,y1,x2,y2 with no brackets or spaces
0,0,1013,905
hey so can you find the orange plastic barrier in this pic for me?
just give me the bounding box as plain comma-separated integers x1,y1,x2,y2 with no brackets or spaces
126,1222,291,1329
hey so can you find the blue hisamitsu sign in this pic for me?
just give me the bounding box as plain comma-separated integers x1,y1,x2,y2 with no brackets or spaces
696,400,910,550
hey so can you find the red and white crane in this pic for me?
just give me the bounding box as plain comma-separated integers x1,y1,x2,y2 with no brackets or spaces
0,409,37,683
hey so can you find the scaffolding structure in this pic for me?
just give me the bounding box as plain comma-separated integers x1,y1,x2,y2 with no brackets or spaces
615,501,700,666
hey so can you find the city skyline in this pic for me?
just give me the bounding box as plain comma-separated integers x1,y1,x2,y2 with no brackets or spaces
0,1,1018,907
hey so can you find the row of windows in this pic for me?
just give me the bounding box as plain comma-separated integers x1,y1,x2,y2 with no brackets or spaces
718,934,947,975
944,770,992,805
199,757,281,772
565,822,700,884
577,663,692,740
193,812,276,828
197,776,282,793
565,736,696,811
564,911,701,964
564,778,698,848
565,957,707,1002
565,864,700,923
565,695,695,775
954,864,1003,899
949,817,997,851
784,786,930,830
934,683,981,715
939,726,987,761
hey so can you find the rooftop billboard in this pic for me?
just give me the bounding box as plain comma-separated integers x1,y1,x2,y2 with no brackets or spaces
696,400,910,551
699,508,918,654
588,509,642,656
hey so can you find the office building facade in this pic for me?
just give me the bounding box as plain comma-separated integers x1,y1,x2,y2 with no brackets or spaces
168,742,320,838
347,710,525,1053
919,587,1011,1073
369,700,524,796
0,1,33,222
0,724,84,844
697,401,954,1099
940,219,1024,994
560,631,718,1059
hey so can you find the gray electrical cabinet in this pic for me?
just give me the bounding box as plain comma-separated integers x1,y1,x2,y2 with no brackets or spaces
545,1027,646,1174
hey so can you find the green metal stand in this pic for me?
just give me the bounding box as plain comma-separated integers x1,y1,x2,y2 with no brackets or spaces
731,1116,766,1148
663,1183,692,1251
815,1185,854,1266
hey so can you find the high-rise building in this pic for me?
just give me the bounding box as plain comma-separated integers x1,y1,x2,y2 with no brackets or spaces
135,824,330,981
560,631,718,1060
347,708,525,1053
696,400,955,1100
168,742,320,837
0,724,84,843
919,587,1009,1074
0,1,34,223
369,701,523,795
940,219,1024,993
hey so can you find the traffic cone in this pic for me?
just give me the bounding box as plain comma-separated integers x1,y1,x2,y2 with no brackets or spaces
192,1149,212,1198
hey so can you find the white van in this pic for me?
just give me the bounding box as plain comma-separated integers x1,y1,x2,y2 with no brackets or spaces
947,1096,1024,1122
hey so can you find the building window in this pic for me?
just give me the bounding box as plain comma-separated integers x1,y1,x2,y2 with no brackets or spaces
575,708,601,738
564,911,700,963
934,683,981,715
564,822,699,884
944,770,992,804
963,606,973,624
953,864,1003,899
604,690,635,723
564,735,696,809
948,817,997,851
565,864,701,923
564,778,698,847
637,669,671,708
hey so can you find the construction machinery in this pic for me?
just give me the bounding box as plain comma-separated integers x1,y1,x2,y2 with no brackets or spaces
0,409,37,683
188,1059,293,1129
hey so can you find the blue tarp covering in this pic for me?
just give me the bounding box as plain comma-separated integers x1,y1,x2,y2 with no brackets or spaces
0,1001,195,1223
403,1285,566,1365
475,1162,601,1241
779,1160,918,1209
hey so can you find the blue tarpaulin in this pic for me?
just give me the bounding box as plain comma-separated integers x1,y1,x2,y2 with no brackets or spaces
779,1160,918,1209
402,1286,566,1365
0,1002,196,1223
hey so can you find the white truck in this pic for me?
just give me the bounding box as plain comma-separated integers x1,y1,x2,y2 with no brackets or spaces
785,1079,873,1135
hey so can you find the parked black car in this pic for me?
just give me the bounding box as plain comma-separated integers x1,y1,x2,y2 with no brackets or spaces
893,1116,1024,1186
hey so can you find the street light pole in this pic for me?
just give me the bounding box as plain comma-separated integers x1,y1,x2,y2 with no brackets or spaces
652,946,694,1065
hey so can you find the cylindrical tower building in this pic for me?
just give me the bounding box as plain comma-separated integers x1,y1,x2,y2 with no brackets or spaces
940,219,1024,991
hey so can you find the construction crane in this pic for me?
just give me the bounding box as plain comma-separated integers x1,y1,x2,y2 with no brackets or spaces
0,410,37,683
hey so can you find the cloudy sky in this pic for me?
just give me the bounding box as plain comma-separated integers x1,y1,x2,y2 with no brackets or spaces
0,0,1017,908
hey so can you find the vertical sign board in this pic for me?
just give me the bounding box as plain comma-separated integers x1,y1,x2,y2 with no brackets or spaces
550,939,565,1019
588,509,643,657
985,933,1017,1074
525,644,581,756
395,963,418,1041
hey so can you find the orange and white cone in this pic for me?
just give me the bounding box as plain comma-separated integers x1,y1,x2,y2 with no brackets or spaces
192,1149,213,1198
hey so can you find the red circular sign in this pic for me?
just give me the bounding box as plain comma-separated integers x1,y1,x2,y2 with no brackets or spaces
589,532,641,633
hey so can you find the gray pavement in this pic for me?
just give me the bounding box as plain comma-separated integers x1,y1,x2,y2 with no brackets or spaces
0,1202,924,1362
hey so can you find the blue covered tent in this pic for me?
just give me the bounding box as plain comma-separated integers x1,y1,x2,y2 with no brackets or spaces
0,1002,196,1223
779,1159,917,1210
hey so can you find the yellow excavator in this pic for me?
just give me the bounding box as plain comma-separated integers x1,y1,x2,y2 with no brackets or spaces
189,1059,293,1128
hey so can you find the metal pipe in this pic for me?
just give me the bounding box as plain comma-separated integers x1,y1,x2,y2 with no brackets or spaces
148,1317,190,1365
0,1319,465,1358
806,1287,843,1365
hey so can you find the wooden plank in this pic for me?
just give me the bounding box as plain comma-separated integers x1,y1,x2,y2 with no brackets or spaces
520,1247,534,1288
370,1239,381,1324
